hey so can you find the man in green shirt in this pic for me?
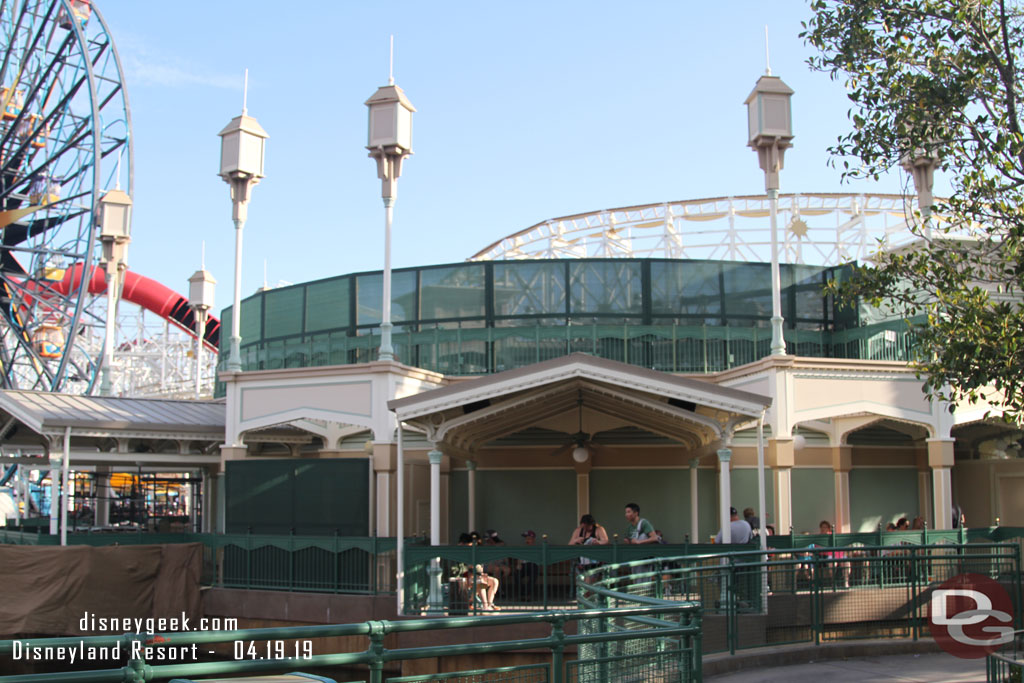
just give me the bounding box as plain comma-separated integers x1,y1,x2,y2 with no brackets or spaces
623,503,658,545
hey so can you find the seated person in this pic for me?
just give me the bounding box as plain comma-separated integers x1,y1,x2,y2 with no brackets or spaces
515,530,540,600
569,514,609,581
817,520,850,588
483,529,512,584
450,534,501,611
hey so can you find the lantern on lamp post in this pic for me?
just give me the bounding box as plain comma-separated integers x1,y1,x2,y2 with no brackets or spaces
365,80,415,362
218,87,267,374
745,72,794,357
188,267,216,399
901,145,939,237
97,186,132,396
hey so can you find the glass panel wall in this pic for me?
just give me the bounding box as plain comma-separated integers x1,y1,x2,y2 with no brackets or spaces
215,257,877,394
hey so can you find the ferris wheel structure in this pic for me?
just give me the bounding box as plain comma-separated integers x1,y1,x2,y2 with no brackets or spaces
0,0,132,393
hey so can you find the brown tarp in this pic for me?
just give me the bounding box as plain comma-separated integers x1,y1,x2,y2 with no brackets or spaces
0,543,202,636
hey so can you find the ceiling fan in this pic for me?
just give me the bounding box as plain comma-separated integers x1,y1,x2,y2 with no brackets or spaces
546,389,605,461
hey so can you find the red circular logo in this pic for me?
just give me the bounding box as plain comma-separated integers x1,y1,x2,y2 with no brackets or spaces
928,573,1015,659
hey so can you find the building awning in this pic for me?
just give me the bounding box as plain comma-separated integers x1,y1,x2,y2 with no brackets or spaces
389,353,771,456
0,390,226,441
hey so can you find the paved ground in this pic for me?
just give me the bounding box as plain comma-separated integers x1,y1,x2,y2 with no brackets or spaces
706,652,986,682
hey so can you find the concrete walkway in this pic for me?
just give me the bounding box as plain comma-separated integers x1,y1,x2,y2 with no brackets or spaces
706,652,985,681
701,640,991,682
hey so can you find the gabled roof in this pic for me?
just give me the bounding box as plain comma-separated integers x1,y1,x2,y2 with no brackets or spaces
388,353,771,453
390,353,770,418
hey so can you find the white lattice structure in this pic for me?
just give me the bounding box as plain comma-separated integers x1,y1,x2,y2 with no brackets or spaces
470,192,963,266
73,300,217,399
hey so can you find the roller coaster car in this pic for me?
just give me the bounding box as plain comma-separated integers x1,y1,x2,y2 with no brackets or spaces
33,325,64,359
16,114,48,149
28,175,60,206
58,0,91,30
1,87,24,121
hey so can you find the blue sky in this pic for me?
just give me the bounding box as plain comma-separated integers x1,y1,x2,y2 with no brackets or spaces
100,1,931,313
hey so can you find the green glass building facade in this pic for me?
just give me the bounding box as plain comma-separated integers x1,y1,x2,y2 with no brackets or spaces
218,257,915,383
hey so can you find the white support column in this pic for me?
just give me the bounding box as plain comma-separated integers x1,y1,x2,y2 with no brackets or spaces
756,414,767,552
373,443,395,537
188,469,198,532
717,448,732,544
60,426,70,545
375,471,390,536
918,470,933,528
770,438,794,535
201,467,214,533
933,467,952,530
832,445,852,533
834,471,851,533
95,465,110,527
396,423,405,615
467,460,477,533
928,438,954,530
12,465,21,525
689,460,699,543
48,452,60,536
774,468,792,534
429,449,442,545
427,446,443,612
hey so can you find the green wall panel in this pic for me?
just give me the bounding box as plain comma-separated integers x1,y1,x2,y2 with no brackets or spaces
460,469,575,541
590,469,691,543
697,468,719,541
240,296,262,342
849,468,919,532
449,470,468,540
305,277,349,333
264,287,304,338
226,459,369,535
791,468,835,534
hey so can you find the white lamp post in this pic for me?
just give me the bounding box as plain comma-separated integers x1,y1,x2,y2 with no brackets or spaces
745,71,794,356
188,267,216,399
97,186,132,396
218,82,267,373
365,77,415,362
901,146,939,237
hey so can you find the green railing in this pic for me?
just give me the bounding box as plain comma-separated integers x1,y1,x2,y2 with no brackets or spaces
401,528,1024,614
4,527,1020,602
988,651,1024,682
0,605,702,683
580,542,1023,655
0,530,400,594
223,318,921,379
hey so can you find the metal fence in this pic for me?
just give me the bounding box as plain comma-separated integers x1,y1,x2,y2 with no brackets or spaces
988,651,1024,682
401,528,1024,615
580,542,1023,655
0,606,702,683
227,319,921,379
3,527,1021,604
